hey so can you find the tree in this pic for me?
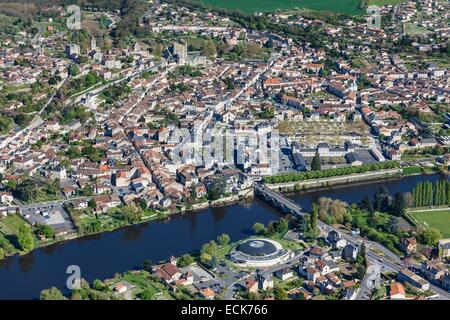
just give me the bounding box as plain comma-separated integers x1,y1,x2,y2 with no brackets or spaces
143,259,153,272
252,222,266,235
211,255,218,270
36,224,55,239
139,288,154,300
200,240,218,265
357,243,367,267
311,152,321,171
276,218,289,234
419,228,442,246
177,254,194,267
207,175,226,200
17,226,34,252
121,203,143,223
310,203,318,231
273,287,288,300
392,193,407,216
139,199,147,210
68,63,80,76
216,233,231,246
92,279,105,291
201,40,217,59
40,287,66,300
88,199,97,209
359,195,374,214
373,187,389,211
264,38,274,48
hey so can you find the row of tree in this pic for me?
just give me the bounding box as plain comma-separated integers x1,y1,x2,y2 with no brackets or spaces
412,180,450,207
263,161,400,184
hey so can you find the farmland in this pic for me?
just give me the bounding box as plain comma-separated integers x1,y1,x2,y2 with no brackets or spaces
196,0,364,15
407,208,450,238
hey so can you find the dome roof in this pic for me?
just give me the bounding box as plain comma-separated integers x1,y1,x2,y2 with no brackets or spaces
237,239,277,256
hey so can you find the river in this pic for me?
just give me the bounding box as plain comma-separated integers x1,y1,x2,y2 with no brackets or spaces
0,174,445,299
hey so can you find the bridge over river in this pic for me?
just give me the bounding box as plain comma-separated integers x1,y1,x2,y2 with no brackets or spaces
253,183,308,217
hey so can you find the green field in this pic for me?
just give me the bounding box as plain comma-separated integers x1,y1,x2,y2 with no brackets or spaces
367,0,406,5
408,209,450,238
197,0,364,15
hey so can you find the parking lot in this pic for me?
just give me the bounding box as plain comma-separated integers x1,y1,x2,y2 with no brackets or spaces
19,201,76,233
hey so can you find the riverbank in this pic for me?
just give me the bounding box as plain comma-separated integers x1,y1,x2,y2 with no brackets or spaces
0,187,255,262
1,168,441,262
265,168,404,192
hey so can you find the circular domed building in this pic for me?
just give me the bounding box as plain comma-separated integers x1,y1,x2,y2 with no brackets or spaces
229,238,292,268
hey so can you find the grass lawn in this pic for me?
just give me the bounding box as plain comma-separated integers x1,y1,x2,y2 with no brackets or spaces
0,214,32,255
216,243,234,259
368,0,406,5
120,271,170,299
0,214,28,235
196,0,364,15
271,236,305,251
405,22,432,36
408,209,450,238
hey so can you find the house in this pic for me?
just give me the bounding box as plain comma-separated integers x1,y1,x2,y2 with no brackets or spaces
314,260,331,276
330,250,343,262
345,152,363,166
93,194,122,213
389,282,406,300
0,192,13,204
316,275,332,293
153,262,182,284
256,273,274,290
70,198,88,210
176,271,194,286
327,230,347,249
62,186,76,197
114,283,129,294
342,244,359,260
308,246,327,260
441,274,450,291
288,287,312,300
399,237,417,255
0,205,18,217
326,273,341,287
48,166,66,180
305,267,320,282
274,268,294,281
95,183,111,195
245,279,259,294
398,268,429,291
199,288,215,300
438,239,450,258
342,288,357,300
420,260,448,282
342,280,358,290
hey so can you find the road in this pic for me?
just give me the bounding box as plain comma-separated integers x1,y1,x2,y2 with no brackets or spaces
256,182,450,300
0,74,69,149
332,225,450,300
68,61,163,107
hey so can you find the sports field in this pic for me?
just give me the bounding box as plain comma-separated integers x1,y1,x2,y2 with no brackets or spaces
197,0,364,15
408,209,450,238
